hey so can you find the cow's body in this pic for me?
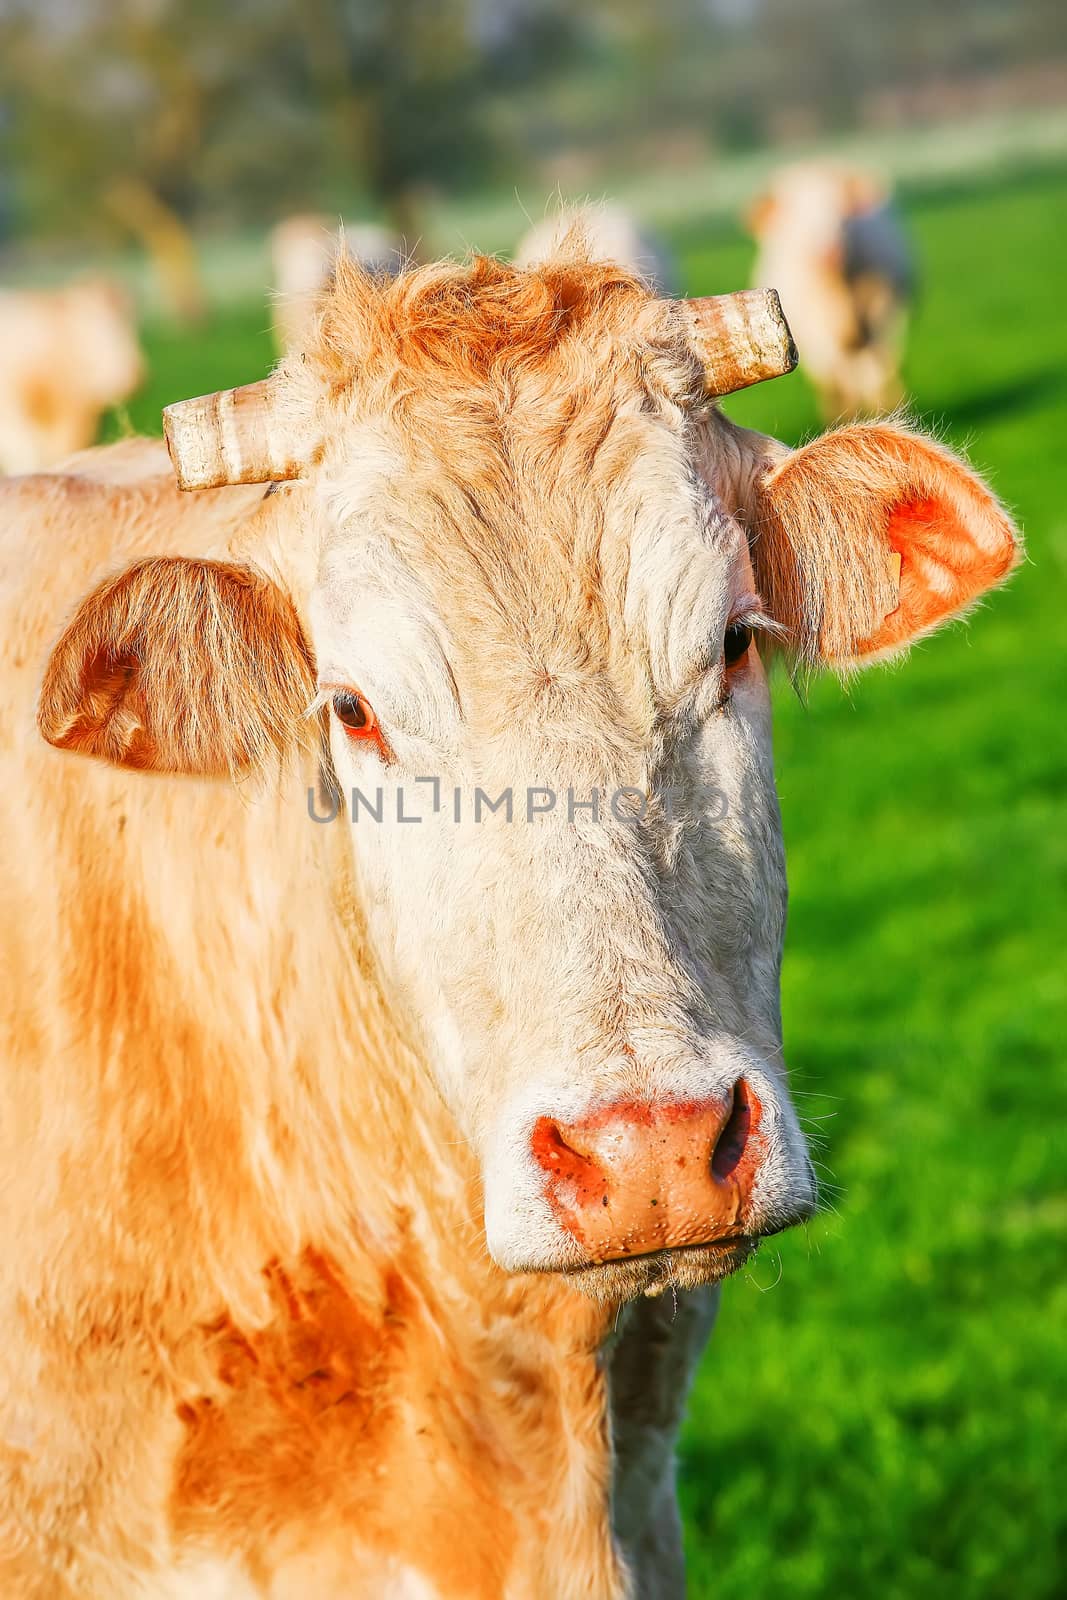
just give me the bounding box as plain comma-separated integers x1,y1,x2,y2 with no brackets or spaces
0,444,708,1599
2,247,1018,1597
0,283,143,475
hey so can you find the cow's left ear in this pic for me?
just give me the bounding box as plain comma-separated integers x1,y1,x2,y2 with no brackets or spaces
39,556,315,777
750,423,1022,667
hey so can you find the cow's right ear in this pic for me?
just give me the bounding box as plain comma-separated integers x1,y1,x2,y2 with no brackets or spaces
746,422,1021,669
39,557,315,777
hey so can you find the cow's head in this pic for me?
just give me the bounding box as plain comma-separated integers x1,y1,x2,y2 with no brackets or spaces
39,252,1019,1299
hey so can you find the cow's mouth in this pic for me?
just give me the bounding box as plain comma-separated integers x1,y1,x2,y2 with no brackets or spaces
562,1235,758,1302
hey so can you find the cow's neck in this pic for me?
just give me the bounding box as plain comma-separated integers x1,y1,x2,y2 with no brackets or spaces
144,751,612,1351
165,772,622,1591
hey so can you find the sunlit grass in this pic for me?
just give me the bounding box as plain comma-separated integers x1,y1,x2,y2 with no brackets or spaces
677,167,1066,1600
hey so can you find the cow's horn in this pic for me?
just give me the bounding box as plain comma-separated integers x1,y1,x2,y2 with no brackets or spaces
163,377,306,491
684,289,797,397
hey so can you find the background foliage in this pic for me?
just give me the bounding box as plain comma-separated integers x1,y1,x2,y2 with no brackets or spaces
2,1,1067,243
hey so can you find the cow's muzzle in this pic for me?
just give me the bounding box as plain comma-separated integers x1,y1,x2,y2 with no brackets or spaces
531,1078,812,1270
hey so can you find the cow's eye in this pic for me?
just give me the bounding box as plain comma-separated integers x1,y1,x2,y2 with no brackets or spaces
724,622,753,668
332,691,376,737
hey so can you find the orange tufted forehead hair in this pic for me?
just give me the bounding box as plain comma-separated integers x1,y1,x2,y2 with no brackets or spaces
302,246,693,400
278,246,713,760
279,244,1021,689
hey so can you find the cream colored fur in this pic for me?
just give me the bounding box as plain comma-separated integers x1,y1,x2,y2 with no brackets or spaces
1,247,1019,1596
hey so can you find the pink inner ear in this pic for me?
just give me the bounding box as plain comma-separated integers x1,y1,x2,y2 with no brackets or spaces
854,495,1016,658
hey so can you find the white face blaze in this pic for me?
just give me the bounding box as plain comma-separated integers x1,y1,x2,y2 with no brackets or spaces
306,402,816,1291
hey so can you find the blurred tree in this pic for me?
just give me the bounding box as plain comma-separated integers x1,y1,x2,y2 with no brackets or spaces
294,0,579,242
0,0,579,245
0,0,316,237
0,0,1065,248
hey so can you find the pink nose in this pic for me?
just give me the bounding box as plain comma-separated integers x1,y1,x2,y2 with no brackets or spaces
531,1080,762,1262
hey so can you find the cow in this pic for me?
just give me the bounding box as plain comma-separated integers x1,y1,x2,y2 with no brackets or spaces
1,244,1019,1598
0,278,144,475
515,204,679,298
271,213,404,353
746,162,915,421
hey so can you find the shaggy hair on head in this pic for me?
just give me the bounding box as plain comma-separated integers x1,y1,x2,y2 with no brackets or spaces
303,245,685,395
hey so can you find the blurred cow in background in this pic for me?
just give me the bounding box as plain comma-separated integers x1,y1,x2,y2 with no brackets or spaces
270,213,404,352
515,202,679,297
747,163,915,420
0,279,143,474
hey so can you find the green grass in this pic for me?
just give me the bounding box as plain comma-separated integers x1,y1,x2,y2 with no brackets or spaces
678,170,1067,1598
111,164,1066,1599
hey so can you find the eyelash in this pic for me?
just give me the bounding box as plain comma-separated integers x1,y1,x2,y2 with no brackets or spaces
332,690,374,734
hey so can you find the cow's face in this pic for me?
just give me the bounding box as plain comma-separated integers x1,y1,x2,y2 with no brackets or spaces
40,255,1020,1299
303,276,805,1295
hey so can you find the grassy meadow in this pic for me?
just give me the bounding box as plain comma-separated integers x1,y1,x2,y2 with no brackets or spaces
110,163,1065,1599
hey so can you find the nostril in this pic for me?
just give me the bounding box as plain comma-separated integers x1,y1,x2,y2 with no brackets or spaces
710,1078,753,1181
531,1117,607,1208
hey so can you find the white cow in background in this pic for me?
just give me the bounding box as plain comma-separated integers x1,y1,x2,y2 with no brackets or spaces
270,213,404,352
747,162,915,420
0,279,143,474
515,202,679,297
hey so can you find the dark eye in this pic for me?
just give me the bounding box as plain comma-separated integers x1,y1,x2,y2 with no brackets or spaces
332,690,376,736
724,622,753,668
